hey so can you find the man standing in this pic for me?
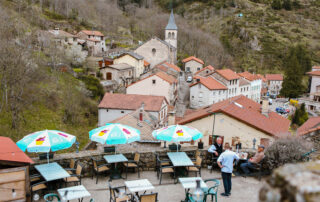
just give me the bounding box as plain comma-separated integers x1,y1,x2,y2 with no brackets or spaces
240,145,265,174
217,143,239,197
208,137,223,157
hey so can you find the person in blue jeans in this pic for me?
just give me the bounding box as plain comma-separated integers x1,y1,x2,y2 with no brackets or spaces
240,145,265,174
217,142,239,197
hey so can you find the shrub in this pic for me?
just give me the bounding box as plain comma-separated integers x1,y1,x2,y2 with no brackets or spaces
265,137,313,170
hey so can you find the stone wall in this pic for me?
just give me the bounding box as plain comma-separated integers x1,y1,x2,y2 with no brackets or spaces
259,160,320,202
30,146,257,177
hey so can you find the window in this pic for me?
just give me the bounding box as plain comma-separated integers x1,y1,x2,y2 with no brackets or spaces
191,96,194,99
230,81,232,85
197,67,201,71
152,48,156,56
121,111,124,113
199,92,203,98
206,70,209,74
213,92,215,96
168,32,172,39
129,71,132,76
152,79,156,84
186,67,190,72
172,32,175,39
106,72,112,80
106,109,109,112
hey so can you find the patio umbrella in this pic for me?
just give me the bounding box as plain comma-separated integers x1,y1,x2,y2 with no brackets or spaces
152,125,203,151
89,123,140,150
16,130,76,163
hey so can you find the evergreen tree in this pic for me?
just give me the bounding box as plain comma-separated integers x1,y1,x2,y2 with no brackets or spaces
271,0,282,10
292,103,308,126
283,0,292,10
280,46,304,98
295,44,312,74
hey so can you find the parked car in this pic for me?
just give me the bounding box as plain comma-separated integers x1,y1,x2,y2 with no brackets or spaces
269,98,273,105
276,107,287,114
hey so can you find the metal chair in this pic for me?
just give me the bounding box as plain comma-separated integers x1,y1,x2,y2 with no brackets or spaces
108,183,132,202
30,174,42,184
155,153,171,179
187,156,202,177
123,153,141,178
65,158,78,174
44,193,61,202
31,181,47,202
135,192,158,202
203,179,220,202
159,166,175,184
91,157,110,184
64,163,83,186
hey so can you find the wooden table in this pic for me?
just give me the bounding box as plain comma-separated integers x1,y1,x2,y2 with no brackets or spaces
58,185,91,202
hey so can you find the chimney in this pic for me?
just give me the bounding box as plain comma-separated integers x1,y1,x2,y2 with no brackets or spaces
168,110,176,125
261,97,269,117
139,102,144,122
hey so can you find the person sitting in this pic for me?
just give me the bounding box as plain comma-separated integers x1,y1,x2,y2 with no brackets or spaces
208,137,223,158
240,145,265,174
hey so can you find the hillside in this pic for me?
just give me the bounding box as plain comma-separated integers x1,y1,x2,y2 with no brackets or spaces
0,0,319,149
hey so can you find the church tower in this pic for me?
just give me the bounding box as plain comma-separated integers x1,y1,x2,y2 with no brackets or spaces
165,9,178,49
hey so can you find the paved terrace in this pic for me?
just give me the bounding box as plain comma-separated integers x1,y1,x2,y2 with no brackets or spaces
39,168,263,202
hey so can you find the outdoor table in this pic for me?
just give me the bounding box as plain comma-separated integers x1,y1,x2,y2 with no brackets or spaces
179,177,208,201
168,152,194,178
58,185,91,202
104,154,128,181
167,152,194,167
35,162,70,182
125,179,154,198
235,152,248,173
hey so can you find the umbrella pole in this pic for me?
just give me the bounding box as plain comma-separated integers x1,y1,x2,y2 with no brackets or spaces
47,152,49,164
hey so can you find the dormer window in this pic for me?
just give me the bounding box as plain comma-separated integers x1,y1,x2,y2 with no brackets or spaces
152,79,156,84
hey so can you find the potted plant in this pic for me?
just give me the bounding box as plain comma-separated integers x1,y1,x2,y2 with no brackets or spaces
198,139,204,149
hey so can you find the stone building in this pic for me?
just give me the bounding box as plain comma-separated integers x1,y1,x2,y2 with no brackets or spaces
134,11,178,67
265,74,283,96
99,63,134,86
194,65,215,77
76,30,106,56
182,56,204,74
177,95,290,148
113,52,145,78
189,76,228,109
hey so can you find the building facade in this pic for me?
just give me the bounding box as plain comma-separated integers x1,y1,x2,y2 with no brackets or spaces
126,72,177,104
113,52,145,78
182,56,204,74
266,74,283,96
76,30,106,56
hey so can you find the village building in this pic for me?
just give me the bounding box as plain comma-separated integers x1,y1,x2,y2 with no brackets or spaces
194,65,215,77
210,69,240,98
182,56,204,74
238,71,262,103
177,95,290,148
189,76,228,109
299,66,320,112
153,61,181,77
239,77,251,98
113,52,145,78
76,30,106,56
126,72,178,105
265,74,283,96
99,63,134,86
297,116,320,136
134,11,177,68
257,74,268,97
98,93,168,126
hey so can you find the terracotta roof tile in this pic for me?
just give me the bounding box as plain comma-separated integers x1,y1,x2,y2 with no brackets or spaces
257,74,267,82
99,93,168,111
307,71,320,76
297,117,320,136
182,56,204,65
177,95,290,137
111,109,158,142
215,69,240,80
155,62,181,72
194,65,215,75
0,137,34,164
155,71,177,84
239,77,251,86
238,71,261,81
312,66,320,69
80,30,104,37
265,74,283,81
144,60,150,67
190,77,227,90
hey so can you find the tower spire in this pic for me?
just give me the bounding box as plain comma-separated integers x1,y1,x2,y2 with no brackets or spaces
165,9,178,30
